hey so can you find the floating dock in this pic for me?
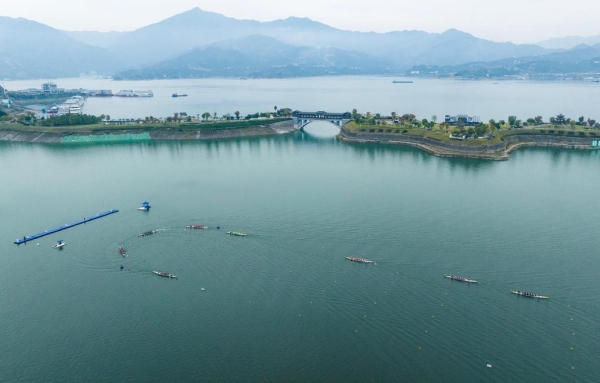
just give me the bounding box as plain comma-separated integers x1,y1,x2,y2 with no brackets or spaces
14,209,119,245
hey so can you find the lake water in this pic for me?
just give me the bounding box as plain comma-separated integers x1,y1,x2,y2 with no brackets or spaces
5,76,600,122
1,127,599,381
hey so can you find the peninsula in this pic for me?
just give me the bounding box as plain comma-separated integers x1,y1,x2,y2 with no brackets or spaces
1,110,599,161
338,122,599,160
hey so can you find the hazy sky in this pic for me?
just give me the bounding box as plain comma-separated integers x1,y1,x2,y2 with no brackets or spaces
3,0,600,44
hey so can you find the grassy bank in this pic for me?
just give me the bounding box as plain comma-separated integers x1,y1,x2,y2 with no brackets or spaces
342,122,599,145
0,118,292,134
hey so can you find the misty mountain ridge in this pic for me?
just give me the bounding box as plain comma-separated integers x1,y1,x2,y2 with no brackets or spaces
0,16,122,79
537,35,600,50
66,30,128,49
114,35,396,80
2,7,595,80
408,43,600,79
101,8,548,69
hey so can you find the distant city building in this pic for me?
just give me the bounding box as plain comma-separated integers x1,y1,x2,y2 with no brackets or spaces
89,90,114,97
42,82,58,93
277,107,292,116
20,88,42,95
445,114,481,126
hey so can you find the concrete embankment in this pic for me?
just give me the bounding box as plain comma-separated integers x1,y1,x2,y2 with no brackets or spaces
0,120,297,144
338,128,597,160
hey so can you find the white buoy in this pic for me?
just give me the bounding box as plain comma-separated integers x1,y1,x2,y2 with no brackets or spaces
201,288,205,291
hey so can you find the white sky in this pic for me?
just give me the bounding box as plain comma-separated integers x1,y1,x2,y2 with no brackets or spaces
2,0,600,44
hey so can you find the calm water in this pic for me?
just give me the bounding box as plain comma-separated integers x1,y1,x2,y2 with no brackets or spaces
0,128,599,382
5,76,600,122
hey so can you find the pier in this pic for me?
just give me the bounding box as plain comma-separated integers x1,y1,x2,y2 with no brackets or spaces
14,209,119,245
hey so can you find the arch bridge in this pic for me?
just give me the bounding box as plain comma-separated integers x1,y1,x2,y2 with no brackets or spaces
292,110,352,130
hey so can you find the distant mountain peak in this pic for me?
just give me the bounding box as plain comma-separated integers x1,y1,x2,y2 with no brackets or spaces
570,43,591,51
441,28,472,37
162,7,232,23
268,16,333,30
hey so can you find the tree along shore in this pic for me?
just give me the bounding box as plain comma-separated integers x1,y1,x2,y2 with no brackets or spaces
338,123,599,160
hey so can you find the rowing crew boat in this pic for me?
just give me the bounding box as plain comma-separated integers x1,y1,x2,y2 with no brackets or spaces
139,229,159,237
510,290,548,299
444,274,478,283
345,256,373,264
227,231,248,236
153,270,178,279
186,225,209,229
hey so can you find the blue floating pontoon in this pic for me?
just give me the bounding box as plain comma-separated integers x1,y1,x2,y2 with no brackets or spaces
14,209,119,245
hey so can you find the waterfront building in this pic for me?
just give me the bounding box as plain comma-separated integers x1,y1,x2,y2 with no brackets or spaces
444,114,481,126
42,82,58,93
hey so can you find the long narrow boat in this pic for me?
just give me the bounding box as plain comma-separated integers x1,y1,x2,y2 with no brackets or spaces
119,246,126,257
510,290,548,299
226,231,248,236
345,256,373,264
186,225,209,229
153,270,178,279
444,274,478,283
139,229,159,237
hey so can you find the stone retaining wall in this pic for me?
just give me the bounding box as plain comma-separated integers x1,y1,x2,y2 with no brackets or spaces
338,127,597,160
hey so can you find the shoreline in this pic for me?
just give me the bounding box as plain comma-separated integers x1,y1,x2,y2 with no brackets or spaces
337,127,598,160
0,120,297,143
0,121,598,160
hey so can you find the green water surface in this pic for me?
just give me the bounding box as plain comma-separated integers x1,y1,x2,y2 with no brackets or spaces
0,130,598,382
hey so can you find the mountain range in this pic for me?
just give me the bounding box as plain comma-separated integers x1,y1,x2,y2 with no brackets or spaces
408,44,600,79
113,35,396,80
536,35,600,50
0,16,122,79
1,7,599,80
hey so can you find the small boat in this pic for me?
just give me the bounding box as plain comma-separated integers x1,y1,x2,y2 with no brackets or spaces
444,274,478,283
393,80,413,83
137,201,151,211
119,246,126,257
186,225,209,229
226,231,248,236
345,256,373,264
153,270,178,279
139,229,159,237
171,93,188,97
52,239,66,249
510,290,548,299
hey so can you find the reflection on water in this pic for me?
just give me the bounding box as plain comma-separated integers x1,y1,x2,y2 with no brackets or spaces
301,121,341,138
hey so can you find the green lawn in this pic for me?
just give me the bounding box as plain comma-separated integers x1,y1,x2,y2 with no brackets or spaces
343,122,598,146
0,118,292,134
